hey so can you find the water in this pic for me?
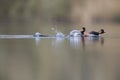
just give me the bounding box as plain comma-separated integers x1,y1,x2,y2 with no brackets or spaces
0,25,120,80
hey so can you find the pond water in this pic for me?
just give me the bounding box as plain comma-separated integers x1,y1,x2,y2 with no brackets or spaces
0,25,120,80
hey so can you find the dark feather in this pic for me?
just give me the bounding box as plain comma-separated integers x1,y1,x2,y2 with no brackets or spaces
89,31,99,35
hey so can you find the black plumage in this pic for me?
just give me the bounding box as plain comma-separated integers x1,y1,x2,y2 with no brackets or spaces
89,31,99,35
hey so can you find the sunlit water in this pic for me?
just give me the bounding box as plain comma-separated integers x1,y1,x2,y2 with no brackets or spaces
0,25,120,80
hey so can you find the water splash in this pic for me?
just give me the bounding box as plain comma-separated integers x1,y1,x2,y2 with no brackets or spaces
69,30,81,37
34,32,41,37
51,27,58,33
56,32,65,37
51,27,66,38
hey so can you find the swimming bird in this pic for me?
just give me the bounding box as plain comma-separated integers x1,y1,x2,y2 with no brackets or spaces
87,29,105,37
69,27,86,37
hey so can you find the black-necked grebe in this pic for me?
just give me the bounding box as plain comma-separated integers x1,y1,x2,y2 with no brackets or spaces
69,27,86,37
88,29,105,36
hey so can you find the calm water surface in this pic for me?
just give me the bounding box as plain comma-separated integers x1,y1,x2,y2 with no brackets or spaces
0,25,120,80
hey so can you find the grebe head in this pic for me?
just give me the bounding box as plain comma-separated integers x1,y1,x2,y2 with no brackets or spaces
80,27,86,35
82,27,86,32
100,29,105,34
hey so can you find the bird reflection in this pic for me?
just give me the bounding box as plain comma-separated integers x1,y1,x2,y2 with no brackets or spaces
69,37,81,49
56,37,65,43
81,36,85,50
87,36,104,46
100,37,104,45
35,37,41,46
53,37,65,47
34,36,104,47
88,36,100,41
69,36,104,49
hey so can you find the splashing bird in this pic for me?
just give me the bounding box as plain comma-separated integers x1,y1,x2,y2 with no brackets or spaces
69,27,86,37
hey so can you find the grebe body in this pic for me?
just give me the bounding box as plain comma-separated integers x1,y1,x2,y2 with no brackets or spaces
69,27,86,37
69,30,81,37
86,29,105,37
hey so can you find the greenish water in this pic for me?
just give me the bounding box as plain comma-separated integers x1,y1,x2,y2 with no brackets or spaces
0,25,120,80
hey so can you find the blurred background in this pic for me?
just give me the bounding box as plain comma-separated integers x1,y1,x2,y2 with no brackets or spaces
0,0,120,80
0,0,120,33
